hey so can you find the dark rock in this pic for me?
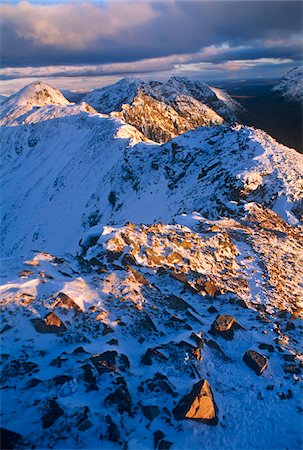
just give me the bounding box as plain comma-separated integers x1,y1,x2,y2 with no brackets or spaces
81,364,98,391
128,266,150,285
0,427,22,450
141,348,168,366
106,415,120,442
76,406,89,428
285,322,295,331
32,312,67,334
78,420,92,431
118,354,130,372
138,314,157,332
104,384,132,414
27,378,42,388
2,360,39,380
1,325,12,334
258,343,275,353
208,306,218,314
121,254,137,266
236,299,249,309
205,339,232,362
107,339,118,346
53,375,72,385
159,440,173,450
154,430,165,449
72,346,89,355
190,332,205,348
53,292,83,313
282,354,296,362
146,373,177,397
142,405,160,422
283,364,301,375
106,250,123,263
165,294,190,312
50,355,67,367
173,379,218,425
266,385,274,391
91,351,117,374
243,350,268,375
42,399,64,429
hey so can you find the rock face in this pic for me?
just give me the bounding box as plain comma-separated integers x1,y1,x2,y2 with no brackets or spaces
243,350,268,375
173,379,218,425
42,399,64,429
53,292,82,313
0,427,22,450
32,312,67,333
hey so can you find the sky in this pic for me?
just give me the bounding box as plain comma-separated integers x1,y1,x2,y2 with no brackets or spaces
0,0,302,94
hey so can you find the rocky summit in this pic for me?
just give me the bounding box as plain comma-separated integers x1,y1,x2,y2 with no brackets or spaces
0,78,302,450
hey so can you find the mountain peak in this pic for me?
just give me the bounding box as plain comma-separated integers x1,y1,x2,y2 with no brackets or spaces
7,80,70,108
272,66,303,102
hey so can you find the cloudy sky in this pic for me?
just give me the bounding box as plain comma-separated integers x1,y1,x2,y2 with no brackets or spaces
0,0,302,94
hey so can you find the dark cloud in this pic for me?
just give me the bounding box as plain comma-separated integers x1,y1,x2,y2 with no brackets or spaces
0,0,302,68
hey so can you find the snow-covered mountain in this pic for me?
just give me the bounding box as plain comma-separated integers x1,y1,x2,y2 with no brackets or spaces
272,66,303,102
82,77,241,143
1,80,303,450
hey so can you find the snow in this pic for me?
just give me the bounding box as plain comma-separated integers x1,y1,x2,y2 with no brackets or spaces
0,80,303,450
272,66,303,102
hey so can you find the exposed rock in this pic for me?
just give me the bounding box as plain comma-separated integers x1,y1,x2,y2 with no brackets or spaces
172,379,218,425
205,339,232,362
165,294,190,312
190,332,205,348
208,306,218,314
104,384,132,414
142,405,160,422
81,364,98,391
243,350,268,375
106,415,120,442
258,343,275,353
283,364,301,375
32,312,67,334
159,440,173,450
0,427,22,450
52,375,72,385
154,430,165,449
146,373,177,397
141,348,168,366
53,292,83,313
128,266,150,285
204,280,221,297
18,270,34,278
72,346,89,355
42,399,64,429
91,351,117,374
210,314,238,339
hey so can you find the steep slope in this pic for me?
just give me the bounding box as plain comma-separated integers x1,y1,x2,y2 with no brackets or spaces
83,77,240,143
272,67,303,103
0,81,71,126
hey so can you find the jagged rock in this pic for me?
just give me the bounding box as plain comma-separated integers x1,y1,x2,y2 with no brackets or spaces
121,254,137,266
243,350,268,375
91,351,117,374
154,430,165,449
159,440,173,450
205,339,232,362
106,415,120,442
18,270,34,278
106,250,123,262
52,375,72,385
53,292,82,313
118,354,130,372
208,306,218,314
204,280,221,297
2,359,39,379
104,384,132,414
138,314,157,332
32,312,67,334
146,373,177,397
210,314,242,340
107,339,118,346
142,405,160,422
285,322,296,331
258,343,275,353
283,364,301,375
78,420,92,431
27,378,42,388
172,379,218,425
81,364,98,391
0,427,22,450
42,399,64,429
72,346,89,355
282,354,296,362
128,266,150,285
141,348,168,366
165,294,190,311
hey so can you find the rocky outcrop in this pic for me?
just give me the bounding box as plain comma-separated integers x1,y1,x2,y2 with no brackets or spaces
173,379,218,425
243,350,268,375
32,312,67,333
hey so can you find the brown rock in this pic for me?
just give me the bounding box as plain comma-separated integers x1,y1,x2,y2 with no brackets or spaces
53,292,83,313
173,379,218,425
243,350,268,375
32,312,67,334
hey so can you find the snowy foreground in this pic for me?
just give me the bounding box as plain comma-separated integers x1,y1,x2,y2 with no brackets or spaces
0,81,303,450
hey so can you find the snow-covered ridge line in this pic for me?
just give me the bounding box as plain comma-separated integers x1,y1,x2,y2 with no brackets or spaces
272,66,303,102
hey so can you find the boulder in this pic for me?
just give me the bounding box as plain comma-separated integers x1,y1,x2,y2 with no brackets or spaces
42,399,64,429
141,348,168,366
32,312,67,334
243,350,268,375
173,379,218,425
210,314,243,340
0,428,22,450
283,364,301,375
104,384,132,414
91,351,117,374
53,292,82,313
142,405,160,422
258,343,275,353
